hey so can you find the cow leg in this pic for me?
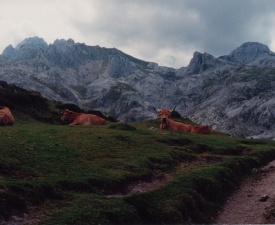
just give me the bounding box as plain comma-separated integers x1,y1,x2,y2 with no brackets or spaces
3,115,12,125
69,121,78,126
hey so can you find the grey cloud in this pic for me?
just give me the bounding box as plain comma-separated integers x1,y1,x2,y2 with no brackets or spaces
72,0,204,65
75,0,275,66
184,0,275,56
2,0,275,68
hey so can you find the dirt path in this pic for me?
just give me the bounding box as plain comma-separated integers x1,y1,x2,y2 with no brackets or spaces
215,160,275,224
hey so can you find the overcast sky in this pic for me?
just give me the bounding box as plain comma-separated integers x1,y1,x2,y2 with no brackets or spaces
2,0,275,68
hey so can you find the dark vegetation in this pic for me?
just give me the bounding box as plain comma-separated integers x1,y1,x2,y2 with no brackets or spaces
1,81,275,224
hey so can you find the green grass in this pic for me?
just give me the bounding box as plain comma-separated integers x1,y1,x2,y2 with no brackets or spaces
1,117,275,224
2,81,275,224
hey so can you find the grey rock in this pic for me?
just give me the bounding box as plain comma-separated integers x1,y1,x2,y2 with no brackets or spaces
1,37,275,139
259,195,269,202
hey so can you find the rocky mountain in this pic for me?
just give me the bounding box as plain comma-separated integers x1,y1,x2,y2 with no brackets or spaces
1,37,275,139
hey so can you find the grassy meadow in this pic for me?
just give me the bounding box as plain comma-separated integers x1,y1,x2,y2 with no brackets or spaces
1,83,275,224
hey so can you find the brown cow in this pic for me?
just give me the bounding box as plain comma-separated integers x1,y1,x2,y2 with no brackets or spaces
0,106,14,126
155,108,210,134
191,125,210,134
61,109,107,126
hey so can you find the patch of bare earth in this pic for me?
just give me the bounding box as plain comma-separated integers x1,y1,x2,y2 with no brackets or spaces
107,154,223,198
215,160,275,224
106,173,173,198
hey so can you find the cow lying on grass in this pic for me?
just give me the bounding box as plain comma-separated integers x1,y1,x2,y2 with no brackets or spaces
154,108,210,134
0,106,14,126
61,109,107,126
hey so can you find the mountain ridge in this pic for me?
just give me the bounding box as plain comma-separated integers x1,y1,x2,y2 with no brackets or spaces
1,37,275,139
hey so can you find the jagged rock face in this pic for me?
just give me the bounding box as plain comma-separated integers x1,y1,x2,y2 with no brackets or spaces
220,42,275,67
176,66,275,138
186,51,232,75
227,42,272,64
1,37,275,139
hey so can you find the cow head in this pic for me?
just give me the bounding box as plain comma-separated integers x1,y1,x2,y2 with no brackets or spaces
154,106,176,129
61,109,74,122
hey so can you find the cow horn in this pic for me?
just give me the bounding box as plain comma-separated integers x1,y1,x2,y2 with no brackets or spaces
153,106,158,112
172,105,177,112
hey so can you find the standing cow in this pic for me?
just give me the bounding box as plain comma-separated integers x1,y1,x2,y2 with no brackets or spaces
61,109,107,126
154,107,210,134
0,106,14,126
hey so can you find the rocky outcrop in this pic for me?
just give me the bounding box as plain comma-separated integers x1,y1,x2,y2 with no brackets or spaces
220,42,275,67
1,37,275,139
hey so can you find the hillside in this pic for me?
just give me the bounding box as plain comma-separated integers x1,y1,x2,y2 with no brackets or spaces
1,37,275,139
1,84,275,224
0,81,115,124
0,80,60,123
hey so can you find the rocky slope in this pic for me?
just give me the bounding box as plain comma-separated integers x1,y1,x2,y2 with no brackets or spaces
1,37,275,139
